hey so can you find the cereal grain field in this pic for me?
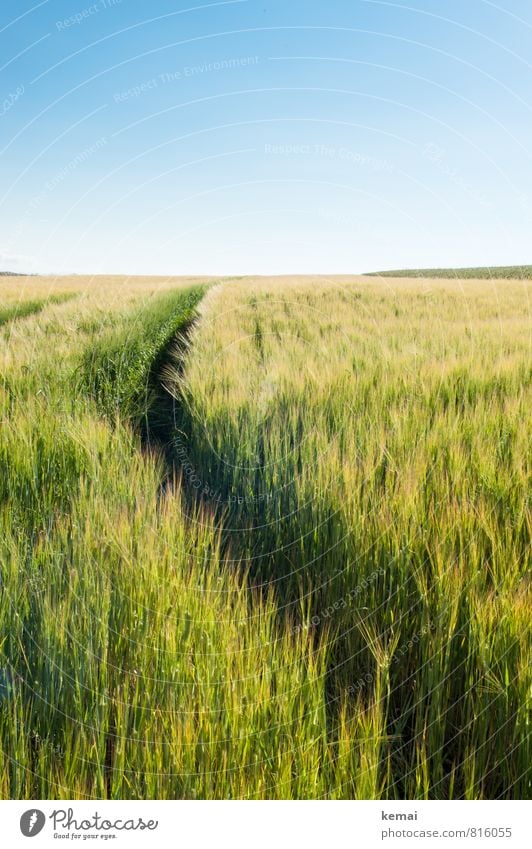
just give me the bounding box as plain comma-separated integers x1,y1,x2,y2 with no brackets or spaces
0,274,530,799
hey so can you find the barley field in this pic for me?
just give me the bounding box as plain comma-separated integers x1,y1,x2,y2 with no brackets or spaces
367,266,532,280
0,273,530,800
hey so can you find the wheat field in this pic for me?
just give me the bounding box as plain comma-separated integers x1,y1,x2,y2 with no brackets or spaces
0,273,530,799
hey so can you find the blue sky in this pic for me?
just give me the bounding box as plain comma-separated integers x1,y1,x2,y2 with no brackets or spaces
1,0,531,275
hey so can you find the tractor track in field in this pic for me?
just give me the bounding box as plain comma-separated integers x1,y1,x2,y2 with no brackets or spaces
139,282,225,501
140,315,200,495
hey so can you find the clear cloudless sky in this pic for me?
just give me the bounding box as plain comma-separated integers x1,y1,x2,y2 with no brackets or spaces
1,0,532,275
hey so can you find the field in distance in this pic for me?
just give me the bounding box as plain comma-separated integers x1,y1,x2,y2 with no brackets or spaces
0,273,530,800
365,264,532,279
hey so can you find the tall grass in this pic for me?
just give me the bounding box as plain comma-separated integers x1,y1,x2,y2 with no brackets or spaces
79,286,204,424
0,275,529,799
173,277,531,799
0,293,76,327
0,278,344,799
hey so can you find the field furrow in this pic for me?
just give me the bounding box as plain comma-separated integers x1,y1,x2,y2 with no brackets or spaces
0,293,76,328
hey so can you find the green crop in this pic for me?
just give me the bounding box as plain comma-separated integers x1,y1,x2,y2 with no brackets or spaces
0,275,529,800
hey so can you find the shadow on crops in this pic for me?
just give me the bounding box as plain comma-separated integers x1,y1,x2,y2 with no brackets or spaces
138,317,198,494
140,345,502,799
